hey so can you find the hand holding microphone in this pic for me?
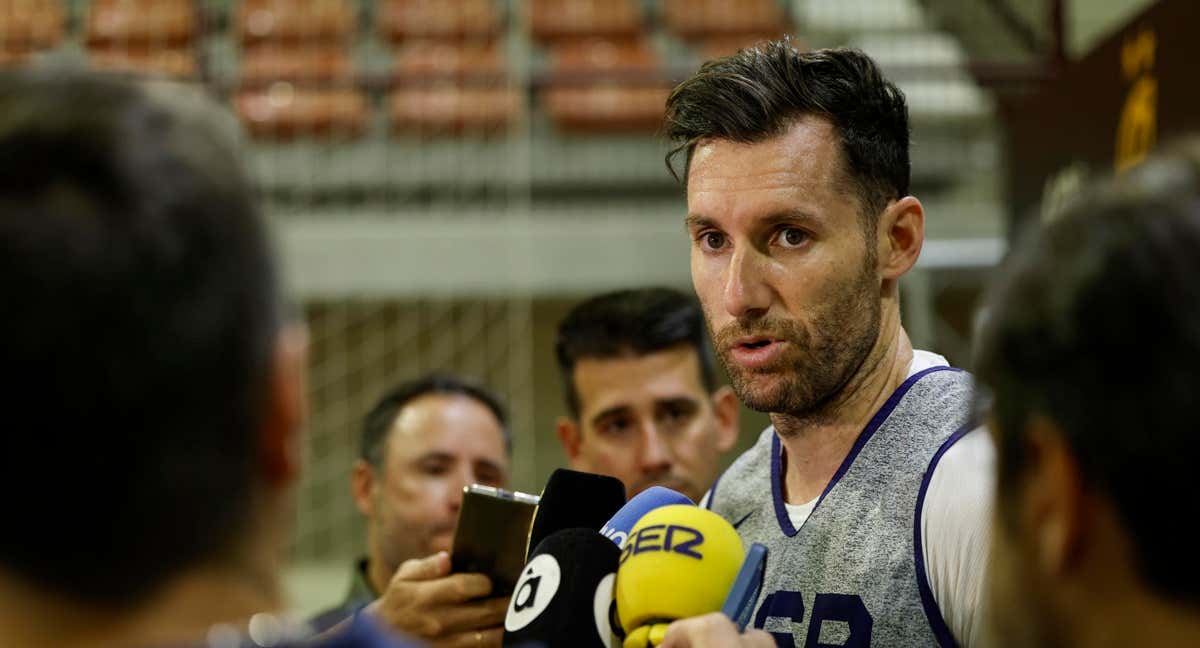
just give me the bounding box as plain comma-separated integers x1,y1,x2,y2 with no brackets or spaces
660,613,776,648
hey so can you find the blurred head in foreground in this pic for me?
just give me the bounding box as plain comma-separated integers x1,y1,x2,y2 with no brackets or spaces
978,142,1200,646
0,70,307,647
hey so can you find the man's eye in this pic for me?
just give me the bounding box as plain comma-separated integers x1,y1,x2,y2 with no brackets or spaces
699,231,727,251
778,228,809,248
601,418,632,436
420,463,449,476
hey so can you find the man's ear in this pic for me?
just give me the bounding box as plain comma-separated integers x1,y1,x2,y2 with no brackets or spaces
556,416,584,464
876,196,925,281
351,459,376,517
260,323,308,486
711,386,740,452
1020,415,1086,577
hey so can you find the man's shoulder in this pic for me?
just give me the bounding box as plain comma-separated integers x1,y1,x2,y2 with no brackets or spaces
312,613,423,648
309,558,376,633
894,365,975,434
922,425,995,543
720,426,775,481
918,425,996,648
161,613,421,648
310,603,361,635
706,426,775,514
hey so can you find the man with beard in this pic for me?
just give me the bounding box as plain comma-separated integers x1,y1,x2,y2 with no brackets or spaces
976,145,1200,646
554,287,740,504
659,42,993,647
312,373,512,647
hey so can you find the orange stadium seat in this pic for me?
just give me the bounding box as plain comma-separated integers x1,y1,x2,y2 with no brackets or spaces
235,85,369,139
0,0,64,64
86,0,195,49
0,51,26,67
240,46,355,86
541,85,670,133
235,0,366,139
378,0,501,44
391,40,506,83
528,0,643,42
84,0,198,78
662,0,789,40
541,38,666,133
236,0,355,47
548,38,659,77
89,48,199,78
389,85,520,135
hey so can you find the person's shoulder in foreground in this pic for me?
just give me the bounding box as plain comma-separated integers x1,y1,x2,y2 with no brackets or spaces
166,613,424,648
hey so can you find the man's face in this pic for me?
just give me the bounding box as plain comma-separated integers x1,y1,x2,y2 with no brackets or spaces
367,393,509,573
686,116,881,417
559,345,736,503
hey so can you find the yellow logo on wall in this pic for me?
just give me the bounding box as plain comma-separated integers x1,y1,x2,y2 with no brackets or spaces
1115,28,1156,173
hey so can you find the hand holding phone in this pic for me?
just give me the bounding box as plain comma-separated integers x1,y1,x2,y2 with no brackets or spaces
450,484,539,596
370,551,509,647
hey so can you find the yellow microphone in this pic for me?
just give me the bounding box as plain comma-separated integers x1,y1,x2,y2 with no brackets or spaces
614,505,744,648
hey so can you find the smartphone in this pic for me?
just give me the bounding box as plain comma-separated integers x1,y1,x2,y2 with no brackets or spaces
450,484,540,597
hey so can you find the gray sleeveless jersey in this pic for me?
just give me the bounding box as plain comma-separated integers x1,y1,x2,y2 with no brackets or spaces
708,367,973,648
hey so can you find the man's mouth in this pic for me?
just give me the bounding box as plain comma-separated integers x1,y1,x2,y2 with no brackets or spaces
728,336,785,368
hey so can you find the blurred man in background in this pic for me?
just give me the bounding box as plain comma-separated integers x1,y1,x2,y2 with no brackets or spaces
313,373,512,646
977,145,1200,646
554,287,740,503
0,71,412,647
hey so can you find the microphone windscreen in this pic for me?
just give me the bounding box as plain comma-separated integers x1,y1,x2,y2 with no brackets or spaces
502,528,621,648
527,469,626,559
615,505,744,636
599,486,693,549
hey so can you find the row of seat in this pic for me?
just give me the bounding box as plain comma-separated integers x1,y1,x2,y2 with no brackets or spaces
1,0,794,138
2,1,789,49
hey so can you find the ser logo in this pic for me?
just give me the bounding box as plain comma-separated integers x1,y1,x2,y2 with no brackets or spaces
503,554,561,632
599,524,628,548
619,524,705,565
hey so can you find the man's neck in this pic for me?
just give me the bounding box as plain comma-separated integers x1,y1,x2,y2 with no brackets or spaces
366,556,391,599
0,563,279,648
772,309,914,505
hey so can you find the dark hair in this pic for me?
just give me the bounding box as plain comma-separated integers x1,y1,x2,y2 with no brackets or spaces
361,372,511,468
555,287,717,418
0,71,279,607
664,42,910,220
975,143,1200,603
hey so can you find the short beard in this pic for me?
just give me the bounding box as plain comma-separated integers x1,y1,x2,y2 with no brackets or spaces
713,254,880,419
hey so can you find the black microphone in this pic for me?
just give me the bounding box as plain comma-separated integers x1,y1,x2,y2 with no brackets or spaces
527,469,626,560
502,528,621,648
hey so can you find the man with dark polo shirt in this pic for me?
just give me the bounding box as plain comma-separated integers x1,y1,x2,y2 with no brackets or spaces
313,373,512,647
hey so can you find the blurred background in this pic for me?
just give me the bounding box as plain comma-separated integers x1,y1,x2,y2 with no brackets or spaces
0,0,1175,614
